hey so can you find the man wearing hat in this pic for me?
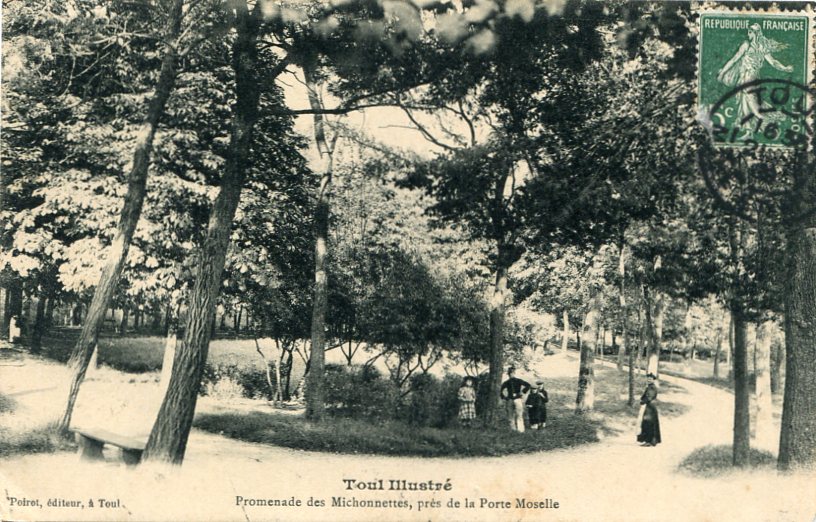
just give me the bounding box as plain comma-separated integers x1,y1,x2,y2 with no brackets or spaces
526,380,549,430
500,367,531,432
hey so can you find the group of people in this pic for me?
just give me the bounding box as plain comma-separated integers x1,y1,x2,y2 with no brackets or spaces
457,366,548,432
457,367,662,447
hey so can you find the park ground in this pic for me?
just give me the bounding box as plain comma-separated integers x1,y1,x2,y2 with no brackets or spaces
1,343,815,522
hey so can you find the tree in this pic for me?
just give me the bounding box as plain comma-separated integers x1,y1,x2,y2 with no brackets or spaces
777,154,816,470
575,289,601,412
694,142,807,467
396,2,609,422
754,319,777,448
301,65,339,421
144,0,272,462
143,0,442,460
56,0,190,434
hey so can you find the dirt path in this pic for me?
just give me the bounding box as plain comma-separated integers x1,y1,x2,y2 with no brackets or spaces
1,352,814,522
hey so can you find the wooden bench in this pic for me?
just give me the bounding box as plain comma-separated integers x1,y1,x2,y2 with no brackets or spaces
71,427,146,466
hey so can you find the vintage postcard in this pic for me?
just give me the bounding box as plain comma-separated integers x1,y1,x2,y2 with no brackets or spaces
2,1,816,521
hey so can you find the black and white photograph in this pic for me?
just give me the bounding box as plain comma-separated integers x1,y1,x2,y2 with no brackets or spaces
1,1,815,520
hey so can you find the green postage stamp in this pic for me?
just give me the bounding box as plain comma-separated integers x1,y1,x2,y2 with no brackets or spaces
698,7,814,149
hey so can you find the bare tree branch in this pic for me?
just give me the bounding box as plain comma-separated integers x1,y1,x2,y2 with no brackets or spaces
396,102,459,152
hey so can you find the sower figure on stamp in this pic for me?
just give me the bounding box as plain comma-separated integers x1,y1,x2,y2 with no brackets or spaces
500,367,530,432
717,23,793,137
637,373,662,447
526,380,549,430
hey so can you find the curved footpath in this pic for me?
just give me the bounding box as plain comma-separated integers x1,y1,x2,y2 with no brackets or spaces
1,354,815,522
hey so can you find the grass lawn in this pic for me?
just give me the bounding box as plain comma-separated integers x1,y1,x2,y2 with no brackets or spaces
22,334,693,457
38,328,306,381
194,412,603,457
0,391,75,458
194,363,689,457
0,424,75,458
677,444,776,477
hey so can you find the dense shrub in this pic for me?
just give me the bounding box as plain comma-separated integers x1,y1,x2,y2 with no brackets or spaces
402,373,461,428
322,366,478,428
201,363,273,400
474,372,492,420
323,364,400,419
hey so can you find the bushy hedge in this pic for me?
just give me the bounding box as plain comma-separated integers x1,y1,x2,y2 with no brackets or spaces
201,363,272,400
474,372,493,419
401,373,462,428
323,364,401,419
198,360,488,430
323,364,474,428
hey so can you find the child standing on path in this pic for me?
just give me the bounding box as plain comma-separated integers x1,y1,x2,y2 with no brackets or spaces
458,376,477,427
526,380,548,430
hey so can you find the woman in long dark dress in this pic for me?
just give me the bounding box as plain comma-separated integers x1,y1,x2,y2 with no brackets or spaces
637,373,661,446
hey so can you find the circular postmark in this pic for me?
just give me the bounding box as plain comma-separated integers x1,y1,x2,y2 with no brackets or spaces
707,79,815,151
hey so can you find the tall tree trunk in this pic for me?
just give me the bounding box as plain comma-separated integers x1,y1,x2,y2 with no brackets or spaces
561,310,569,352
1,288,8,338
714,312,725,379
254,338,275,403
576,325,581,352
485,263,508,425
345,339,354,366
680,303,691,368
282,349,294,401
30,292,46,353
304,63,335,421
770,335,783,395
159,314,177,395
55,0,185,435
576,295,600,413
727,310,734,380
274,340,284,404
44,295,55,335
1,288,7,338
617,242,627,371
143,5,261,464
652,295,664,373
234,306,242,334
119,305,129,336
72,302,82,326
778,166,816,470
151,308,162,333
726,217,751,467
484,165,513,426
22,295,32,339
598,324,605,356
628,314,636,407
732,310,750,466
643,286,662,377
636,293,645,374
5,280,23,337
162,301,172,337
754,320,774,448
